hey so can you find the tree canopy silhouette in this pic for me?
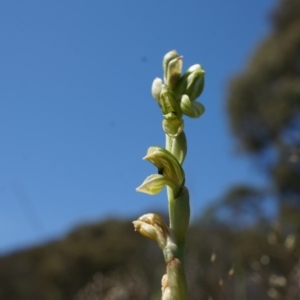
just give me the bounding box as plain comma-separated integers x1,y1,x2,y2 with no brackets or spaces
227,0,300,205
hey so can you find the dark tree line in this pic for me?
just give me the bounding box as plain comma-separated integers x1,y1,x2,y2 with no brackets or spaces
227,0,300,206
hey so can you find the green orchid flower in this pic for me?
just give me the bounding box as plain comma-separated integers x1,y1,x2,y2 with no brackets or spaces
136,146,185,196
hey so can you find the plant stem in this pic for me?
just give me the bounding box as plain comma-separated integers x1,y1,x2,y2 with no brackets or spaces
166,132,190,299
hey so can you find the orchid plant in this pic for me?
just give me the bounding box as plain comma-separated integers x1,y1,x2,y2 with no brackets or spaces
133,50,205,300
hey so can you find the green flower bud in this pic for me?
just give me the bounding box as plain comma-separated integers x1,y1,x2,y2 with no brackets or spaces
163,50,180,83
180,94,205,118
166,56,183,89
160,86,182,119
185,66,205,101
173,64,197,95
144,146,185,188
151,77,163,104
159,87,183,136
175,64,205,101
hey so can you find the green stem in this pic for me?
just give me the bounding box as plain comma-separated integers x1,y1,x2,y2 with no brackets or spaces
165,257,188,300
167,186,190,262
166,131,187,165
165,132,189,299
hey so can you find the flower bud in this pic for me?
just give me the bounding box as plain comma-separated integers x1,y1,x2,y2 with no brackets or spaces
163,50,180,83
180,94,205,118
159,87,183,136
185,66,205,101
175,64,205,101
174,64,198,95
166,56,183,89
151,77,163,104
133,213,170,250
160,86,182,119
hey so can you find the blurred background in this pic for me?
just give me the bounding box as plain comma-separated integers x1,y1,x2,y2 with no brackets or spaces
1,0,300,299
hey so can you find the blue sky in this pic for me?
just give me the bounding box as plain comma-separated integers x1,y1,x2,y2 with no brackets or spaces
0,1,274,254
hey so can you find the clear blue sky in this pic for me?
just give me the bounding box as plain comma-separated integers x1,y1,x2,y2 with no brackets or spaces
0,1,274,254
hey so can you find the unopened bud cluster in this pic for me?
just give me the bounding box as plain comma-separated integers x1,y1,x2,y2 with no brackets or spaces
151,50,205,137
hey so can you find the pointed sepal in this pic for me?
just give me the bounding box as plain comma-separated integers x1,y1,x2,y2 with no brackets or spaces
136,174,178,195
